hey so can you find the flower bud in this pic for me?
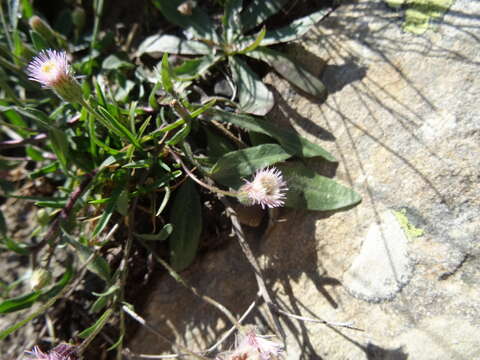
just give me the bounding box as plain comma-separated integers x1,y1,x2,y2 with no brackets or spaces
30,268,52,291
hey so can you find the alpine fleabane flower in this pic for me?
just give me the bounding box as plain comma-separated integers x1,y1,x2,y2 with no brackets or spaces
25,344,78,360
26,49,83,103
238,167,288,209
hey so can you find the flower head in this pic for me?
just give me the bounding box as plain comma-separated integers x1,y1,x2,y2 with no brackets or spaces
238,167,288,209
25,344,78,360
26,49,83,103
216,327,284,360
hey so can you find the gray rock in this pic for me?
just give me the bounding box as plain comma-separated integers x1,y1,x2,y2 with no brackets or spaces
130,1,480,359
343,211,413,302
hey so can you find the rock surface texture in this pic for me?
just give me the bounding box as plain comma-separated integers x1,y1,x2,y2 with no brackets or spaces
129,1,480,359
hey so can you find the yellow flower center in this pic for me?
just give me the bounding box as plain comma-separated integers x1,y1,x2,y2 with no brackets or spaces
40,61,57,74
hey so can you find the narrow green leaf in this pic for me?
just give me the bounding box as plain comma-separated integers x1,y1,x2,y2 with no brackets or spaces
156,186,170,216
238,26,266,54
92,284,119,297
229,56,274,116
259,8,332,46
107,334,124,351
96,106,142,149
134,223,173,242
77,308,113,338
29,161,57,180
240,0,288,31
210,144,292,187
3,236,29,255
0,291,41,314
278,162,361,211
0,210,7,236
137,34,211,56
161,53,174,94
248,46,327,100
169,180,202,271
92,179,126,238
48,128,70,171
207,109,336,161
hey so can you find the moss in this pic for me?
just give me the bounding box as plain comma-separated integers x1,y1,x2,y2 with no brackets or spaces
393,209,425,238
385,0,454,34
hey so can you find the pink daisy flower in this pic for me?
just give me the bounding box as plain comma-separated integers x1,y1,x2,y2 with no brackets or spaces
26,49,83,103
216,327,284,360
238,167,288,209
25,344,78,360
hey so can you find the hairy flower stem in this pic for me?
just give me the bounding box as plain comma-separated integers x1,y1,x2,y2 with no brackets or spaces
168,148,238,198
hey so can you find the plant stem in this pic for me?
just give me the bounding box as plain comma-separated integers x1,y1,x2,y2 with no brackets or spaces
168,148,238,198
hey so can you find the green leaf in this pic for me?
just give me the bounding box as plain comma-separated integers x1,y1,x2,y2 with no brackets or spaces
205,127,236,159
248,46,326,100
161,53,174,94
39,267,74,300
174,54,222,80
30,30,48,51
92,177,126,238
134,223,173,242
48,128,70,171
137,34,211,56
102,54,134,70
278,162,361,211
152,0,219,42
237,26,266,54
3,236,29,255
229,56,274,116
78,308,113,338
210,144,292,187
0,210,7,236
259,8,331,46
207,110,336,161
0,291,41,314
169,180,202,271
96,106,142,149
240,0,288,32
224,0,243,43
29,162,59,180
64,235,111,282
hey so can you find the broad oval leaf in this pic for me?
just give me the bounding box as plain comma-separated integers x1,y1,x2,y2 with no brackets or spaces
278,162,361,211
137,34,211,57
210,143,292,187
229,56,274,116
249,46,326,100
207,109,336,162
152,0,219,42
169,180,202,271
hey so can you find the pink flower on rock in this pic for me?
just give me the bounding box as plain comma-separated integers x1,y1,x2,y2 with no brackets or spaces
238,167,288,209
26,49,83,103
216,327,284,360
25,344,78,360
